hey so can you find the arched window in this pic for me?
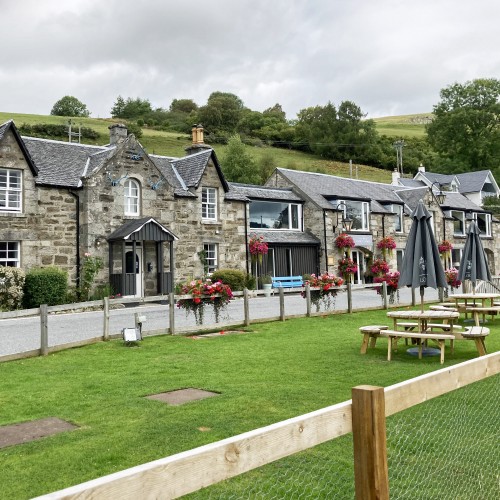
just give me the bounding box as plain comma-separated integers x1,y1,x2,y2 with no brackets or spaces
124,179,140,216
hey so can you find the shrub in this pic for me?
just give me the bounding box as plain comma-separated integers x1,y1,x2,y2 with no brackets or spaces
210,269,247,291
23,267,68,308
0,266,26,311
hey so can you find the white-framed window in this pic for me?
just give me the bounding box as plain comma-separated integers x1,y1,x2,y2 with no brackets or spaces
124,179,140,216
249,201,302,230
0,168,22,213
202,187,217,221
0,241,20,267
451,248,462,270
392,204,404,233
473,212,492,237
203,243,218,274
337,199,370,231
451,210,465,236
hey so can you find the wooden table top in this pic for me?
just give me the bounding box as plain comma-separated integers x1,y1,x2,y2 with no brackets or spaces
387,310,459,320
450,293,500,300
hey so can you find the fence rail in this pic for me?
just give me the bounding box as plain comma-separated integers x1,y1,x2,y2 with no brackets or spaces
34,352,500,499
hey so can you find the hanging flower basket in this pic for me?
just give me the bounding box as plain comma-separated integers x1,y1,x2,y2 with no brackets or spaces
371,258,390,276
335,233,355,250
248,234,269,263
337,257,358,279
438,240,453,255
376,236,396,257
374,270,400,304
176,279,233,325
301,273,344,312
444,267,461,291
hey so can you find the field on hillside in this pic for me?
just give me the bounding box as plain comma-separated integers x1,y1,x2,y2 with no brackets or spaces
373,113,432,138
0,111,403,183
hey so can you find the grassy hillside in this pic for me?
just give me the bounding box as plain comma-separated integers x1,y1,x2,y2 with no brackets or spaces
0,111,402,183
373,113,432,138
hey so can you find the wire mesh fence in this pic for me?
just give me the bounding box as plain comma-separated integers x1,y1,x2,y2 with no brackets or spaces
185,375,499,499
387,374,499,499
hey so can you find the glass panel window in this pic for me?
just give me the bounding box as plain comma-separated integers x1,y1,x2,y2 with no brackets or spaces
392,204,403,232
452,248,462,271
249,201,301,230
203,243,218,274
337,200,370,231
124,179,140,216
0,241,20,267
202,187,217,220
0,168,22,212
451,210,465,236
474,212,491,237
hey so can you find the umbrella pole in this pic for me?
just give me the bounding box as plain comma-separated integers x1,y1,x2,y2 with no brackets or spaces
420,286,424,312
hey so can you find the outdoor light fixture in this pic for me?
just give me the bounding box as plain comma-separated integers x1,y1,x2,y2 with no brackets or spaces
332,202,353,233
429,181,446,205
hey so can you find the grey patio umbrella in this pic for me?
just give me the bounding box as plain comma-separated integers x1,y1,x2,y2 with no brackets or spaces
398,200,447,311
457,220,491,293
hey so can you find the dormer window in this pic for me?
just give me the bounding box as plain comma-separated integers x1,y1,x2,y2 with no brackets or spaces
335,199,369,231
124,179,140,216
0,168,22,213
451,210,465,236
473,212,492,237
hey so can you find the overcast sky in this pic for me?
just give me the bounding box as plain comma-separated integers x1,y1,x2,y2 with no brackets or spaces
1,0,500,120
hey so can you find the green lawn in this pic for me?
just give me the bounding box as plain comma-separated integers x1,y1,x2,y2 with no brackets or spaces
1,309,498,499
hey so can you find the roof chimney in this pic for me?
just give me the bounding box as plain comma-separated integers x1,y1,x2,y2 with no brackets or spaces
418,163,425,173
109,123,128,145
391,168,401,185
185,124,210,155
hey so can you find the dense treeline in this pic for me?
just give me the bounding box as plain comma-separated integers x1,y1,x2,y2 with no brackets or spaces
47,78,500,179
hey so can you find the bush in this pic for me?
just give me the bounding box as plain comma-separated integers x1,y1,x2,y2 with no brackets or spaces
210,269,248,291
23,267,68,308
0,266,26,311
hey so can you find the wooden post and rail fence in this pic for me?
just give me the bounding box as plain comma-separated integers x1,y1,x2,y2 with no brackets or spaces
35,351,499,499
1,283,395,363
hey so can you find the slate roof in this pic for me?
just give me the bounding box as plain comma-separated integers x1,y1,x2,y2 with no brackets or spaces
250,229,320,245
107,217,178,241
274,168,406,210
417,170,496,194
228,182,302,202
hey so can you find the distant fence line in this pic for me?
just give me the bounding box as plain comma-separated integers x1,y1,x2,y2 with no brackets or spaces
1,283,392,363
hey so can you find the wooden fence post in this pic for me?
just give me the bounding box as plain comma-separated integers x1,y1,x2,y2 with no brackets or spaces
347,283,353,313
382,281,388,310
279,288,285,321
40,304,48,356
169,293,175,335
352,385,389,500
103,297,110,341
243,288,250,326
305,283,311,317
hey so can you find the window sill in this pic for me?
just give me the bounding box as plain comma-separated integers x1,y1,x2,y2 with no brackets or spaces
0,212,25,218
201,219,220,225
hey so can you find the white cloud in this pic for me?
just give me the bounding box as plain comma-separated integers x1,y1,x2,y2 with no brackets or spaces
1,0,500,119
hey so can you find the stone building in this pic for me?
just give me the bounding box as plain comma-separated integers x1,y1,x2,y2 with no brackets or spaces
1,118,498,297
0,121,248,296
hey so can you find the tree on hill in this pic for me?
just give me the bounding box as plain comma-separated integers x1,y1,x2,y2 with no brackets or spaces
426,78,500,171
221,134,261,184
51,96,90,117
110,96,152,119
169,98,198,114
197,92,245,139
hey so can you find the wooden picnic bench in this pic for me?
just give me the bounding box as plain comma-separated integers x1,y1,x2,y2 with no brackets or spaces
379,330,455,364
271,276,303,289
358,325,388,353
461,326,490,356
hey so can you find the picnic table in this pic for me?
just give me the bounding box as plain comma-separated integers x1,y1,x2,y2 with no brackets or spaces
449,293,500,323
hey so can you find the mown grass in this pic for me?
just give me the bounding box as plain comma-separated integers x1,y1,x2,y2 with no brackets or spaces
373,113,432,138
1,309,498,499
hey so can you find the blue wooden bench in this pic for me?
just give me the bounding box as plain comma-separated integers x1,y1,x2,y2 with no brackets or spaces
271,276,303,288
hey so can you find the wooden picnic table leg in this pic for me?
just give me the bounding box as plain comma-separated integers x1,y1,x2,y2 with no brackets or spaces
369,335,377,349
439,340,445,364
474,311,480,327
360,333,370,354
475,338,487,356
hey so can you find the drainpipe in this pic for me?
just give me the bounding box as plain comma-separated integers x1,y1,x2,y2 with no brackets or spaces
381,214,386,238
69,191,81,289
323,210,329,272
244,202,249,274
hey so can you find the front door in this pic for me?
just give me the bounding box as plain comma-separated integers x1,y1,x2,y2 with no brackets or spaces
125,246,143,297
351,249,365,284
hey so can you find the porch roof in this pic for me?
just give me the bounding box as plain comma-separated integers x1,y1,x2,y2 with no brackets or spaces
107,217,178,242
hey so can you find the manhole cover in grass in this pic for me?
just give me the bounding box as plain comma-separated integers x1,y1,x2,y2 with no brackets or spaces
0,417,78,449
146,388,219,406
